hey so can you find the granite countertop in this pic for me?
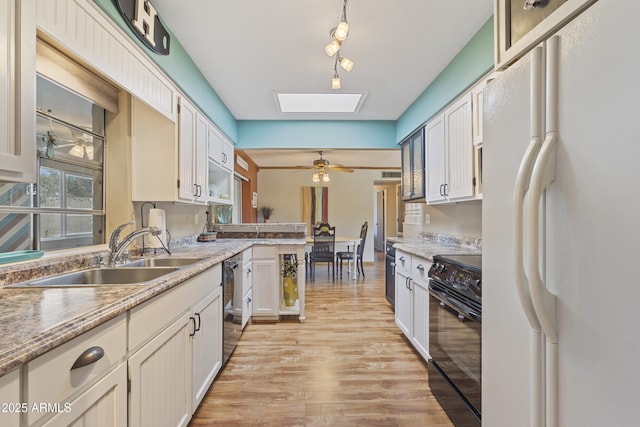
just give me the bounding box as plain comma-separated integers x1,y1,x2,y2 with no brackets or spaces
0,238,305,377
386,233,482,261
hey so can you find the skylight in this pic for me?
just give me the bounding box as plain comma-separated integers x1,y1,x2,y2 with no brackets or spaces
275,92,364,114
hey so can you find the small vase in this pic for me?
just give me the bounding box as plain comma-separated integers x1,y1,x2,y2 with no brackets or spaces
264,218,270,223
282,275,297,306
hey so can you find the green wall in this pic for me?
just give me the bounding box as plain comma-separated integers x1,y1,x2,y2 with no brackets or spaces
237,120,396,149
92,1,493,150
91,0,238,142
396,17,494,142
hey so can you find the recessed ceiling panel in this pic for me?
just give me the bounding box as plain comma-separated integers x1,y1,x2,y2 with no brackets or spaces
276,93,364,114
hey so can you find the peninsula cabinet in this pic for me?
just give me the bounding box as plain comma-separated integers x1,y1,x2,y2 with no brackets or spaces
0,0,36,183
425,92,475,204
251,246,279,320
251,245,306,322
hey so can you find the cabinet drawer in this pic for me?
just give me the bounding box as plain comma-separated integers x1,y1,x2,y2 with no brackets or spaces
411,256,431,284
252,245,276,258
129,264,221,350
26,314,126,425
242,248,252,266
395,250,411,274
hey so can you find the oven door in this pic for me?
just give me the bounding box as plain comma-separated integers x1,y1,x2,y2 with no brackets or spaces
428,280,481,418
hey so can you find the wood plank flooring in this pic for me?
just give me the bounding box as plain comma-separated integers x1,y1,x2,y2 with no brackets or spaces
190,252,454,427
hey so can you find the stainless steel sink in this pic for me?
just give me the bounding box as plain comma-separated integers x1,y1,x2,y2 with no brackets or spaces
122,257,204,268
8,267,179,288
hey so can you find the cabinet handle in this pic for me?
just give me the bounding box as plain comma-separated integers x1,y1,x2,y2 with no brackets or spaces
247,297,252,304
444,183,448,196
189,316,197,336
195,313,201,332
71,346,104,370
193,184,198,197
416,264,425,271
399,256,405,263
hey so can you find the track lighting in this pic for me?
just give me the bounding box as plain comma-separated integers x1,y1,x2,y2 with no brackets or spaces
324,0,353,89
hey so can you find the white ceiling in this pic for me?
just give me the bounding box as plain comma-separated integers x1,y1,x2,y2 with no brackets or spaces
150,0,493,168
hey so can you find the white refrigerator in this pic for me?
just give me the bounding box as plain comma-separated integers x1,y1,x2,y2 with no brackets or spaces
482,1,640,427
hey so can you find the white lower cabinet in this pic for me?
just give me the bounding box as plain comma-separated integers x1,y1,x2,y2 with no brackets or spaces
394,250,412,337
41,363,127,427
128,312,192,427
128,265,222,427
251,246,279,320
394,252,432,361
0,369,20,427
191,289,223,412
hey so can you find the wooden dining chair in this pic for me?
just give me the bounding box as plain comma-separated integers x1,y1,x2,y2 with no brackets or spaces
308,223,336,280
336,221,368,278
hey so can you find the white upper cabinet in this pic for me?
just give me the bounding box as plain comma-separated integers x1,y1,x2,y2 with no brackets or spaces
0,0,36,183
425,92,475,204
207,125,234,205
177,98,208,203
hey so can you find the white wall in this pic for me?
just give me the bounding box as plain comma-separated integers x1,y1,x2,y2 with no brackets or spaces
257,169,393,262
403,200,482,239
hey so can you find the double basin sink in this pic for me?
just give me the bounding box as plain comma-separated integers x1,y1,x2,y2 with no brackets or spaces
8,257,204,288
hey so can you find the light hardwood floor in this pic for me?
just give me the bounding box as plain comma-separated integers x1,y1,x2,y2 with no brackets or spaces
190,252,454,427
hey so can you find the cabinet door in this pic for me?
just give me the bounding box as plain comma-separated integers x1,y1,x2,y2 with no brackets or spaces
395,270,412,338
129,313,192,427
411,278,430,361
191,288,223,413
445,92,474,201
178,98,197,201
0,369,19,427
252,258,279,318
425,114,446,203
0,0,36,182
411,130,425,199
194,113,208,202
401,141,413,199
41,363,127,427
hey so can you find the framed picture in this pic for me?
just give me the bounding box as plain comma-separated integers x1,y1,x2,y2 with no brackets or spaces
252,192,258,208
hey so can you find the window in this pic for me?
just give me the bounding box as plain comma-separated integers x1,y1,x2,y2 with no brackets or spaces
0,75,106,251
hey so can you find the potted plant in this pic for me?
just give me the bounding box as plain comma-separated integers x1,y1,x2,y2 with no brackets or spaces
260,206,274,223
281,254,298,306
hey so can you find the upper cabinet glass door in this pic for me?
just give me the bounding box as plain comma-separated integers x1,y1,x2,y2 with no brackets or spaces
400,127,425,201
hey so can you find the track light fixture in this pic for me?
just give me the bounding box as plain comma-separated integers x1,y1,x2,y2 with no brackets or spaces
325,0,353,89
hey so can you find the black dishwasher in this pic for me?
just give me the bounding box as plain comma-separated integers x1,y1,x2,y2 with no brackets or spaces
385,240,396,308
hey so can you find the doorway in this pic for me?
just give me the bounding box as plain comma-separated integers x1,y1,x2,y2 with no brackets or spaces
373,190,385,252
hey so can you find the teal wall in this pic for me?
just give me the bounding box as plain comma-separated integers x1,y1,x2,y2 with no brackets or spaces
92,1,493,150
396,17,494,142
91,0,238,142
237,120,396,149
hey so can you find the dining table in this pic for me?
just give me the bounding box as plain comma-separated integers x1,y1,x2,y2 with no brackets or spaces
306,235,361,279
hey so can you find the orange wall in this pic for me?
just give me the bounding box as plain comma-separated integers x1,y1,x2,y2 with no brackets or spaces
234,150,259,223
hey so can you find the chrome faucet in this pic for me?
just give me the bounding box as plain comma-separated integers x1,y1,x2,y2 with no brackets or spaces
108,222,162,266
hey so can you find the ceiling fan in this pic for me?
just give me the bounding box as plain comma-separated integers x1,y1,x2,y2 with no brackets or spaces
298,151,354,173
292,151,353,183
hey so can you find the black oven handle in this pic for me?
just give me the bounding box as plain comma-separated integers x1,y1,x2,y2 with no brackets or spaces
428,286,481,322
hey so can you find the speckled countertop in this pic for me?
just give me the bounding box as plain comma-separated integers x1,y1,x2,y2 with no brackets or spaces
387,232,482,260
0,238,304,377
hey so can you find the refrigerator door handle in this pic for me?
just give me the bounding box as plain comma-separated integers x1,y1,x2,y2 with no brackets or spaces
526,37,559,346
514,45,545,334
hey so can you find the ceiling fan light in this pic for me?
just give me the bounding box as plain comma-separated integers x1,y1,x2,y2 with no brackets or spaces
340,57,354,72
69,144,85,158
84,145,94,160
334,21,349,41
312,172,320,183
331,74,341,90
325,40,340,56
322,172,330,182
